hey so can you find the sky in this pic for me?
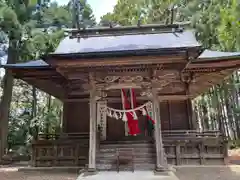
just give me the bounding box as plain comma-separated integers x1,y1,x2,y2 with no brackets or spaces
56,0,118,22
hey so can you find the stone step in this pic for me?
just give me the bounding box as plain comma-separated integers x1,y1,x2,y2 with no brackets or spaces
96,163,155,171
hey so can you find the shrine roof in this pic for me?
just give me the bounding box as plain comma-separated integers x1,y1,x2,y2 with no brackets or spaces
195,50,240,62
47,30,201,58
4,60,49,69
4,49,240,69
3,24,240,68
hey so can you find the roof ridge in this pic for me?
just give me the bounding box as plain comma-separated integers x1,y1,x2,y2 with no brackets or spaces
65,22,190,39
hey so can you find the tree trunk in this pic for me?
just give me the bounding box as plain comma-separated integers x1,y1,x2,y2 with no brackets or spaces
191,101,198,130
45,95,51,136
223,81,236,140
32,86,38,140
196,100,203,131
215,86,226,136
219,86,231,138
0,40,18,160
201,95,209,130
233,71,240,139
209,88,217,130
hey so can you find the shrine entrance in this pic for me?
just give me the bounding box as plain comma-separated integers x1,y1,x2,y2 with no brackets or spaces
106,113,154,141
96,88,156,142
95,87,159,171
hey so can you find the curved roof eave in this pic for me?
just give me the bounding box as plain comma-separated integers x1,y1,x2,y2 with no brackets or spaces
193,50,240,63
3,60,50,69
46,47,200,60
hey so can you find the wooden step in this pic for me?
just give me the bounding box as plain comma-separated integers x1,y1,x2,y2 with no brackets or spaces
97,155,156,161
96,159,155,165
97,151,156,158
98,148,156,154
97,141,156,171
101,140,153,145
99,143,154,149
96,163,155,171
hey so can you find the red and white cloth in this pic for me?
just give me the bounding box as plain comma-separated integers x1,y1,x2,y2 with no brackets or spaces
121,89,141,136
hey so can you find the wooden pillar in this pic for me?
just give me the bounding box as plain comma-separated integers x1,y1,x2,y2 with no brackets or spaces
168,101,172,130
152,89,167,172
97,100,107,141
88,89,97,171
186,99,193,129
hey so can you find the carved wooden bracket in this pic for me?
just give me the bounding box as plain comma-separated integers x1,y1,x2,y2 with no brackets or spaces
94,75,150,90
181,72,193,83
70,70,184,96
140,90,153,98
96,75,145,84
93,71,180,91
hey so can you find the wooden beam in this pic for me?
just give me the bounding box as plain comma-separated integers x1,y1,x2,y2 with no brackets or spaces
68,79,182,94
64,94,191,103
12,69,60,78
23,79,64,100
104,83,142,90
67,82,185,96
57,63,186,77
48,54,187,68
56,67,68,78
187,59,240,69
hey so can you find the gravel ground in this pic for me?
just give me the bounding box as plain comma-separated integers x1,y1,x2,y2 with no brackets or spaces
175,166,240,180
1,166,240,180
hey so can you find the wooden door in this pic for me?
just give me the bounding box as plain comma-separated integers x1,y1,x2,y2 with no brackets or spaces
169,100,189,130
160,102,170,130
106,103,125,140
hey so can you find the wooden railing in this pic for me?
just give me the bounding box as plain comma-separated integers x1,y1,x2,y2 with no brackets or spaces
162,130,222,138
32,133,89,167
161,130,227,165
31,131,228,167
37,132,89,140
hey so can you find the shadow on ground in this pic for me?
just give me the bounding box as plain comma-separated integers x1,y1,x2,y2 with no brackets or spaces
0,168,78,180
175,166,240,180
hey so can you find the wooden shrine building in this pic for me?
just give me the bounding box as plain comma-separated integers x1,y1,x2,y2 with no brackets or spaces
4,24,240,172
